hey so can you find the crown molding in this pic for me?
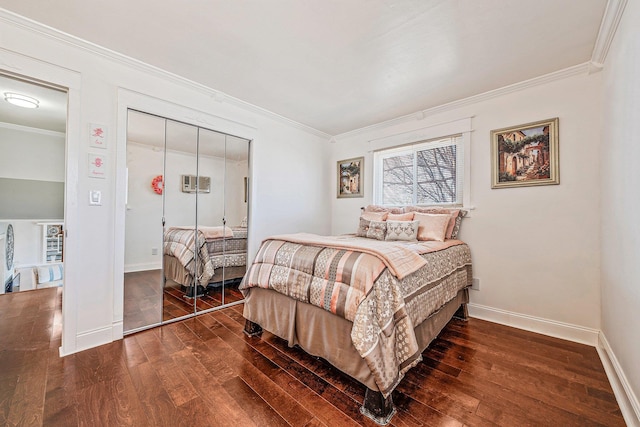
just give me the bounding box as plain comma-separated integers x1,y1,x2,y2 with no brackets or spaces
0,8,331,140
334,62,591,141
591,0,628,67
0,121,65,137
126,140,241,161
2,5,620,143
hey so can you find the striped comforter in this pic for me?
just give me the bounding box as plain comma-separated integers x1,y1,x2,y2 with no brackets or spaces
240,233,472,397
164,228,216,286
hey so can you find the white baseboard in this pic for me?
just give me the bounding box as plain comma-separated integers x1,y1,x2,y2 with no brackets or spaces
124,262,161,273
74,325,115,353
467,303,599,346
112,320,124,341
597,332,640,427
59,323,124,357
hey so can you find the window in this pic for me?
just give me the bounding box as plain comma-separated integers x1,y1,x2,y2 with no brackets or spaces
373,135,463,207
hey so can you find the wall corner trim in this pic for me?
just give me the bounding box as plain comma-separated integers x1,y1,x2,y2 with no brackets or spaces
591,0,629,66
467,303,599,346
597,332,640,427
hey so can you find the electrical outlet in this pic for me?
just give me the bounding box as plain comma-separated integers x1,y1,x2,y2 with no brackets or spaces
471,278,480,290
151,247,158,255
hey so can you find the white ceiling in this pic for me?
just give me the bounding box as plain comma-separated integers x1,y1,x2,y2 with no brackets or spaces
0,74,67,133
0,0,608,135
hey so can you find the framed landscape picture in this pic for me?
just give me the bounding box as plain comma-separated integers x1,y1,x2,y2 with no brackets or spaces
337,156,364,198
491,117,559,189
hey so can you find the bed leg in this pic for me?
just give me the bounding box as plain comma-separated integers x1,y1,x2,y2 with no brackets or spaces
243,320,263,337
360,389,396,425
453,303,469,321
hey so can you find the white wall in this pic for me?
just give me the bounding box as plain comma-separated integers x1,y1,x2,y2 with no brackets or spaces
124,143,163,271
600,0,640,422
331,71,603,339
225,159,249,227
9,220,49,266
0,126,65,181
0,125,65,268
1,11,331,354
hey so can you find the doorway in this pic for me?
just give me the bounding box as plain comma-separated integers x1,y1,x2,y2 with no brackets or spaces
0,73,67,298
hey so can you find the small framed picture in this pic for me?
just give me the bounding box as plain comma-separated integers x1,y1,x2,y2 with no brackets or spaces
89,123,107,149
88,153,107,179
491,118,559,189
337,156,364,198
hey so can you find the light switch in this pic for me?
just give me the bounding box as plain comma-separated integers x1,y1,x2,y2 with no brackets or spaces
89,190,102,206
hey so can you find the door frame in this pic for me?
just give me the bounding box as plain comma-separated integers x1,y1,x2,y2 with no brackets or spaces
0,49,82,356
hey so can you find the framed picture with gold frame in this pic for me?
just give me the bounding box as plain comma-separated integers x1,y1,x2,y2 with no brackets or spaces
337,156,364,198
491,117,559,189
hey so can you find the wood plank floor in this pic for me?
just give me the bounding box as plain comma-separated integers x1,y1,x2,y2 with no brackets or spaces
124,270,245,331
0,287,625,426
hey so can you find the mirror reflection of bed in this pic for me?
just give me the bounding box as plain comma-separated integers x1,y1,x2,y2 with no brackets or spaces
123,110,250,333
162,223,248,307
0,73,67,301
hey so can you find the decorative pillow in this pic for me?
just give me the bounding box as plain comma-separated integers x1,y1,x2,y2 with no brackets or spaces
413,213,450,242
405,206,466,239
356,218,387,240
36,264,63,284
450,210,468,239
387,212,415,221
363,205,404,214
385,220,419,242
361,211,388,222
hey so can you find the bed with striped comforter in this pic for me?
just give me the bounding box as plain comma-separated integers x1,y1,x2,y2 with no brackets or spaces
163,228,216,287
240,233,472,399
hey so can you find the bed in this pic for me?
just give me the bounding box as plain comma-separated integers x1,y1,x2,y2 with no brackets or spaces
207,226,248,286
163,225,248,294
239,206,471,425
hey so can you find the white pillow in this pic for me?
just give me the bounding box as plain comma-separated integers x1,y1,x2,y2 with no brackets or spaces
36,264,63,284
385,220,420,242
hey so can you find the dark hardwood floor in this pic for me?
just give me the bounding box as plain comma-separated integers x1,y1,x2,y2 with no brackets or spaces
123,270,163,331
124,270,245,331
0,287,625,426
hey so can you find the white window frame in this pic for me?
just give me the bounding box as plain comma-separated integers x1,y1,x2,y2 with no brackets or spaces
374,136,463,207
370,117,472,209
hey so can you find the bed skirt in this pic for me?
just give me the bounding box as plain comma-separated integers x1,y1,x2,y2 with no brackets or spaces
163,254,193,287
243,286,469,391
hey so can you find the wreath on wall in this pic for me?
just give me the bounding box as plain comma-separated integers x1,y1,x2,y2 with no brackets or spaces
151,175,164,195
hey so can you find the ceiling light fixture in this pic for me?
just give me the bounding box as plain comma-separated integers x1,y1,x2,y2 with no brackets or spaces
4,92,40,108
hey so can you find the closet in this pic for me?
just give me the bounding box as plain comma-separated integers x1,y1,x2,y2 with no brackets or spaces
123,110,250,333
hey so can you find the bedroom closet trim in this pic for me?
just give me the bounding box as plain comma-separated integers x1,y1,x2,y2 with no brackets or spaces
116,89,255,337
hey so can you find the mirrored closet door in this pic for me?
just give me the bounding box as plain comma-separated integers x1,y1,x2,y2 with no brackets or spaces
123,110,250,334
196,129,249,313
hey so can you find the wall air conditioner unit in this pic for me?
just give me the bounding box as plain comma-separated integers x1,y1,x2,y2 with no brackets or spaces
181,175,211,193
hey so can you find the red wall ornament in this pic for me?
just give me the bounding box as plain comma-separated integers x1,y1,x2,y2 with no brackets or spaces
151,175,164,195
